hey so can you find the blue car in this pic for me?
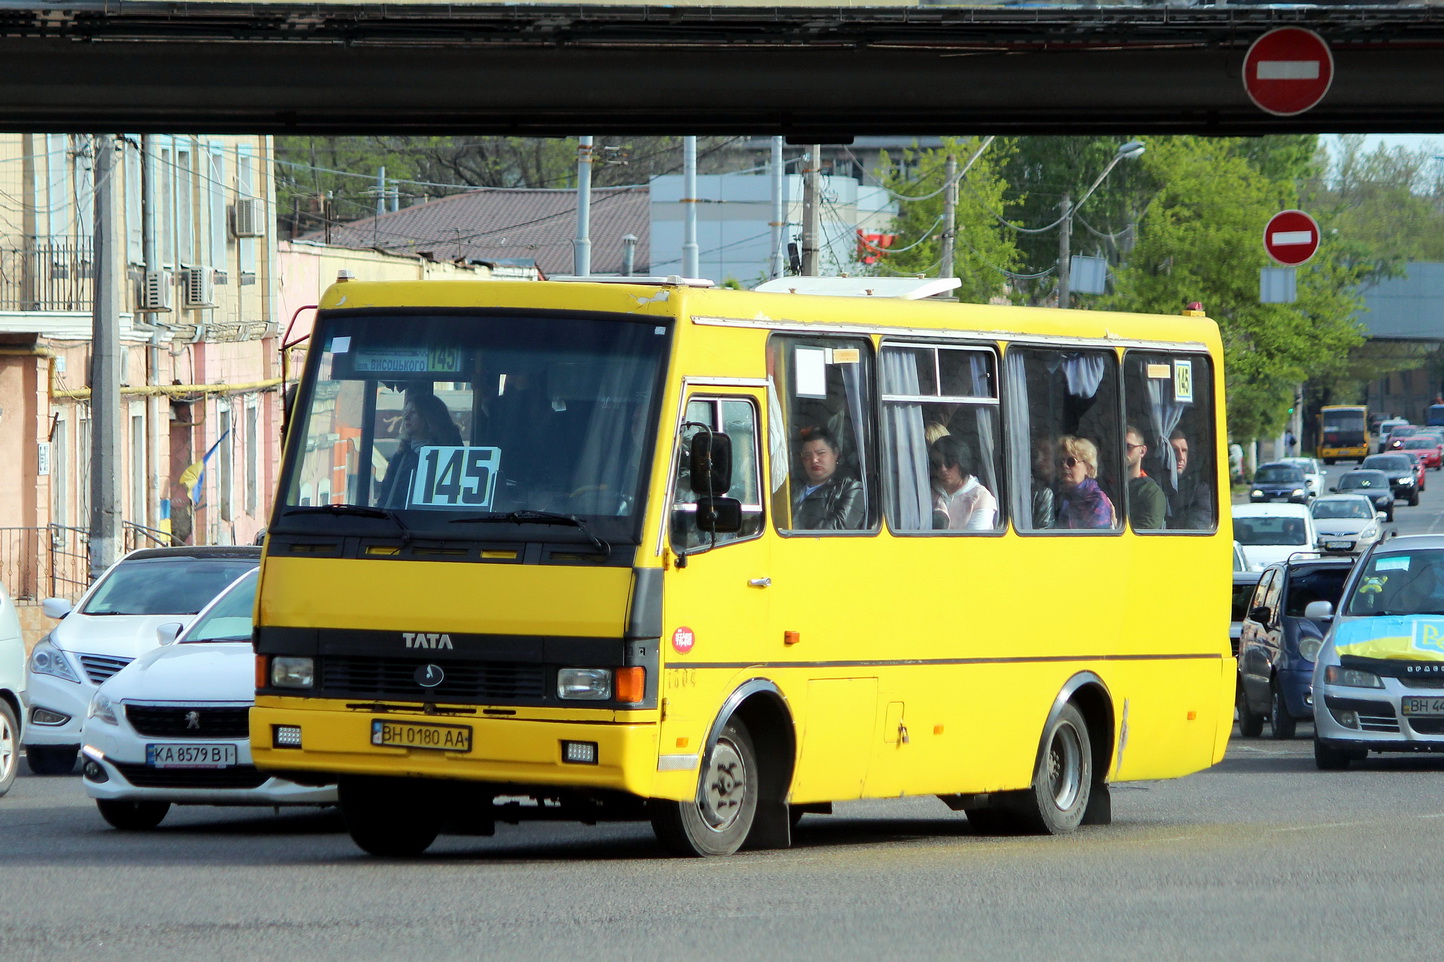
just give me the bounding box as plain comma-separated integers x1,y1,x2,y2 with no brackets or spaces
1237,556,1354,739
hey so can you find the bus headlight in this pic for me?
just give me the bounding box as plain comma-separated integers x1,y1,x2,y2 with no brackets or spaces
558,667,611,700
271,656,315,689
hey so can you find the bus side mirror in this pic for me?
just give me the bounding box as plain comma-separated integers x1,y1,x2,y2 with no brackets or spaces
689,432,733,495
694,496,743,534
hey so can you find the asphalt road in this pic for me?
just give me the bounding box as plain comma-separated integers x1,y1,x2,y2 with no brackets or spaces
4,467,1443,962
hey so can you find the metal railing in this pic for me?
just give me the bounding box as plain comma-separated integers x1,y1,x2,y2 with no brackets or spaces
0,525,91,601
0,238,96,312
123,520,173,551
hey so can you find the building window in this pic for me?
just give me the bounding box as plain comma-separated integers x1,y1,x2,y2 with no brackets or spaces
246,402,259,517
130,412,146,526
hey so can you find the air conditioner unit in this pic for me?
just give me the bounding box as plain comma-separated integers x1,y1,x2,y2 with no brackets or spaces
231,197,265,238
183,267,215,308
139,270,172,312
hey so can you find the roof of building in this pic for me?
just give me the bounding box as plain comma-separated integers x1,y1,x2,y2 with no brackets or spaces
300,186,650,277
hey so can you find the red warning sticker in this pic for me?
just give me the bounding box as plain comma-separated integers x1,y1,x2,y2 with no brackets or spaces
671,626,696,655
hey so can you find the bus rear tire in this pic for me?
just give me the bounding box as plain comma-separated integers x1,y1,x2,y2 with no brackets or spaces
1011,703,1092,835
650,720,757,857
340,777,440,857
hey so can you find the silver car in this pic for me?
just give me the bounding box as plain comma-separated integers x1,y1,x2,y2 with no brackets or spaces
1310,494,1387,555
1309,535,1444,769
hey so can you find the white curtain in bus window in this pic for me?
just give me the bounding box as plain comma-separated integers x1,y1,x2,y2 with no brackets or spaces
1124,352,1214,531
880,343,1001,533
1009,348,1121,532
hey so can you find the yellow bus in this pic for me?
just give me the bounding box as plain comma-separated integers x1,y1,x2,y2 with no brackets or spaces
251,276,1234,857
1317,404,1370,464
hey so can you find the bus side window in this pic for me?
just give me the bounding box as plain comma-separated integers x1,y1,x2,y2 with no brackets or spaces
1123,352,1216,532
880,343,1002,533
1008,347,1121,533
769,335,877,533
670,397,764,553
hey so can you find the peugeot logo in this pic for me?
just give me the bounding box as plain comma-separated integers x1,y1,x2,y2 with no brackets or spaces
185,710,200,730
415,664,445,688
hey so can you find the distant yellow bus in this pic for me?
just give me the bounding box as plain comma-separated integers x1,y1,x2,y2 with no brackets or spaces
251,277,1234,857
1317,404,1370,463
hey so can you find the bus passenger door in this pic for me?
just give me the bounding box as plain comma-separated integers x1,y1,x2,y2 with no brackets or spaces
661,391,772,763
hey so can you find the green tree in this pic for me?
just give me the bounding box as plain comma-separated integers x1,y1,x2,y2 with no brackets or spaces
1104,136,1366,441
875,137,1020,304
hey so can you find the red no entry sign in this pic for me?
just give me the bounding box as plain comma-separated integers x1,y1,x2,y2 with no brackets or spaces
1243,28,1334,117
1263,209,1320,266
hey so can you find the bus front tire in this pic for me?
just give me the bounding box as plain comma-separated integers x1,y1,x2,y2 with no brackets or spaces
340,777,440,857
1012,703,1092,835
650,720,758,857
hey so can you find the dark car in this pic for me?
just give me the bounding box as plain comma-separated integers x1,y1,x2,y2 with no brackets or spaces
1231,570,1264,659
1237,556,1355,739
1361,453,1421,506
1249,462,1310,504
1332,469,1395,522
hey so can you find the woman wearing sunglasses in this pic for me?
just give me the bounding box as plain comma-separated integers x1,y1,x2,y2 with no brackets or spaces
1055,435,1117,529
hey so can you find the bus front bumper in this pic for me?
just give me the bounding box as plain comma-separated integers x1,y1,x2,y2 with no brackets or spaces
250,701,666,798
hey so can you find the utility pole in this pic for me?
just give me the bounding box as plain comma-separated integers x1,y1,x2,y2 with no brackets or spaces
573,136,593,276
682,136,699,278
89,134,123,580
939,154,957,278
801,145,822,276
769,136,785,280
1057,191,1072,309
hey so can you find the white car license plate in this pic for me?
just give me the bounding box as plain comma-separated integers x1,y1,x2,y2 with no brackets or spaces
371,720,473,753
146,743,238,768
1324,540,1353,551
1401,697,1444,717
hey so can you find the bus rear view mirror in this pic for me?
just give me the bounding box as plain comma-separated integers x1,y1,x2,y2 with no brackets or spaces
694,496,743,534
689,432,733,495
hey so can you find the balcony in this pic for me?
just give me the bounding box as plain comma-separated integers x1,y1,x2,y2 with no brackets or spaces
0,238,95,313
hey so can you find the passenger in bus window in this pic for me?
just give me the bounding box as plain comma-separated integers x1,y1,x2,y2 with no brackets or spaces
792,427,865,530
1124,425,1166,530
1055,436,1116,529
929,436,997,531
1167,428,1212,529
1031,437,1057,529
375,392,462,507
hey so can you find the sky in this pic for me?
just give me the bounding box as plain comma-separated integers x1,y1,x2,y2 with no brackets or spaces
1328,133,1444,157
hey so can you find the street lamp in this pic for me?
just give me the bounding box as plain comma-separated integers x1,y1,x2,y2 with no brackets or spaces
1058,140,1145,309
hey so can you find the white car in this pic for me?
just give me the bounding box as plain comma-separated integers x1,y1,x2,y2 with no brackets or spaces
80,568,336,829
1311,494,1387,555
0,579,26,797
25,546,260,775
1231,502,1320,571
1279,457,1327,500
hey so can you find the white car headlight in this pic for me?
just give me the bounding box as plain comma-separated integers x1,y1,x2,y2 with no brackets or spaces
87,690,119,726
30,640,81,684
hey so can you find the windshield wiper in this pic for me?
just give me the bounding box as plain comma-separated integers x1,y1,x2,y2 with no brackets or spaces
450,510,611,556
283,503,406,528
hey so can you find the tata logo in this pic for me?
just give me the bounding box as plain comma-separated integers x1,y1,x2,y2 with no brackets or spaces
1415,624,1444,655
403,632,453,650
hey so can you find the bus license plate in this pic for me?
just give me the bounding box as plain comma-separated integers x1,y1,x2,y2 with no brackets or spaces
146,743,238,768
1402,697,1444,717
371,720,473,753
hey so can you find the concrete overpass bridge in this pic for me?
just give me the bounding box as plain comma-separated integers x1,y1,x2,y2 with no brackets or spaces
4,2,1444,136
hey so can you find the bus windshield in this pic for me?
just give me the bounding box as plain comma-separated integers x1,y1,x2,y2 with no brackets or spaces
277,310,671,547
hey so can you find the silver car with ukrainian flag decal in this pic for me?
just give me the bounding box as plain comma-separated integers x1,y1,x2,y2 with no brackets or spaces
1309,536,1444,770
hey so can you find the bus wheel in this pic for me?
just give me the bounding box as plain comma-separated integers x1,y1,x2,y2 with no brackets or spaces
340,777,440,857
1012,703,1092,835
650,720,758,857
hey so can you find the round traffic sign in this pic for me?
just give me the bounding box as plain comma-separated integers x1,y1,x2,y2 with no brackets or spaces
1263,209,1320,266
1243,28,1334,117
